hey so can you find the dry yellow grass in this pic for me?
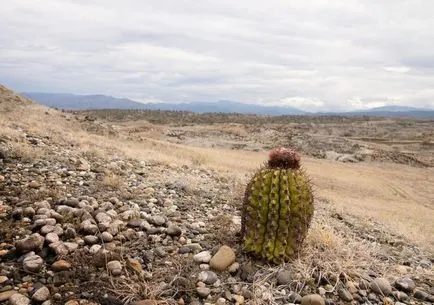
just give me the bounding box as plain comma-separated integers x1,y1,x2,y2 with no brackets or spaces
1,86,433,255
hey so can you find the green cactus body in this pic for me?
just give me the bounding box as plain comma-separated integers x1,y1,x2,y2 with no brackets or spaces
241,148,314,263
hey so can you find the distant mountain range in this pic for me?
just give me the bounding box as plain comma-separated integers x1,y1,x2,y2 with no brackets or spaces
22,92,434,118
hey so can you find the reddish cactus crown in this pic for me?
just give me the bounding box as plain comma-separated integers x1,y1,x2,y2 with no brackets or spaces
268,147,301,169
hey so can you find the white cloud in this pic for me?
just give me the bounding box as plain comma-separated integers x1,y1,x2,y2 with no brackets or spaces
0,0,433,110
383,66,410,73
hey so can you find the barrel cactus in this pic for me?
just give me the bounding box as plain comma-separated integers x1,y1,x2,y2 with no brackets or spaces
241,147,314,263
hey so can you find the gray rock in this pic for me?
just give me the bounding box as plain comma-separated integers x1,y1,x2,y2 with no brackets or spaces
9,293,30,305
276,269,291,285
107,260,122,276
89,244,102,254
337,287,353,302
419,259,432,269
23,207,35,218
49,242,69,256
45,232,59,244
228,262,240,274
392,291,410,302
184,243,203,252
15,233,44,253
81,220,98,234
395,277,415,293
84,235,99,245
198,271,218,285
370,277,392,296
194,251,212,263
40,225,55,235
32,286,50,302
413,289,428,300
101,232,114,242
23,255,44,273
196,287,211,298
166,224,182,236
150,215,166,226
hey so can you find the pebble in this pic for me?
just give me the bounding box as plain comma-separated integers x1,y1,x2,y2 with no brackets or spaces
51,260,72,271
300,294,325,305
166,224,182,236
276,269,291,285
228,262,240,273
337,287,353,302
15,233,44,253
232,294,244,305
395,277,415,292
196,287,211,298
0,276,8,284
193,251,212,263
45,232,59,244
107,260,122,276
370,277,392,296
0,290,17,302
32,286,50,302
198,271,218,285
9,293,31,305
150,215,166,226
413,289,428,300
101,231,114,242
23,255,44,273
84,235,99,245
209,245,236,271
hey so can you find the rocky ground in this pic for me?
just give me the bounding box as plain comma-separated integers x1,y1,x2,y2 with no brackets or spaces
0,86,433,305
0,125,433,305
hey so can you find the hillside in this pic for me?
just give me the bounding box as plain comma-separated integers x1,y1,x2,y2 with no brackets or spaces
1,85,433,305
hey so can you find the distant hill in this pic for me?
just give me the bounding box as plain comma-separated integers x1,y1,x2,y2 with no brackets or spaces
22,93,305,115
22,92,433,118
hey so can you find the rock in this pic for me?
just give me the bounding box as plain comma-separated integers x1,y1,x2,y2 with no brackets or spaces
276,269,291,285
89,244,102,254
232,294,244,305
15,233,44,253
150,215,166,226
9,293,30,305
209,245,236,271
194,251,212,263
413,289,428,300
0,275,8,284
228,262,240,274
300,294,325,305
131,301,158,305
32,286,50,302
45,232,59,244
370,277,392,296
184,243,203,252
107,260,122,276
40,225,55,235
196,287,210,298
418,259,432,269
394,277,415,293
392,291,410,302
337,287,353,302
51,260,71,271
23,255,44,273
29,181,41,189
81,221,98,235
345,281,358,294
166,224,182,236
216,297,226,305
101,231,114,242
0,290,17,302
198,271,218,285
84,235,99,245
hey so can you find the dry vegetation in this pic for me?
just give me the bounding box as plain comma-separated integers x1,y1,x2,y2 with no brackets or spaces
1,85,433,304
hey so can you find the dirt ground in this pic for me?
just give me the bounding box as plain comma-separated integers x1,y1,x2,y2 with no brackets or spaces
78,110,434,252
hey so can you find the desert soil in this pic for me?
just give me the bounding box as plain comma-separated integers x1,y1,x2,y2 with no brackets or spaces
0,85,433,305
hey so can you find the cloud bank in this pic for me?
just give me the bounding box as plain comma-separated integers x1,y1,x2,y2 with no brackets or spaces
1,0,433,111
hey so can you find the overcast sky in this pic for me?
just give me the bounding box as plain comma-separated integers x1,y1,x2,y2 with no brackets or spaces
1,1,433,111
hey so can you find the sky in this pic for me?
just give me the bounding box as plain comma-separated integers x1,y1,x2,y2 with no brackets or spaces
1,0,433,111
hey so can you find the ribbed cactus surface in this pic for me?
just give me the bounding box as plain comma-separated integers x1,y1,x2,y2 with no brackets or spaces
241,147,314,263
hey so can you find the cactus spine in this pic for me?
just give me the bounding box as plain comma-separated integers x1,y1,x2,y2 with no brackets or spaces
241,147,314,263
